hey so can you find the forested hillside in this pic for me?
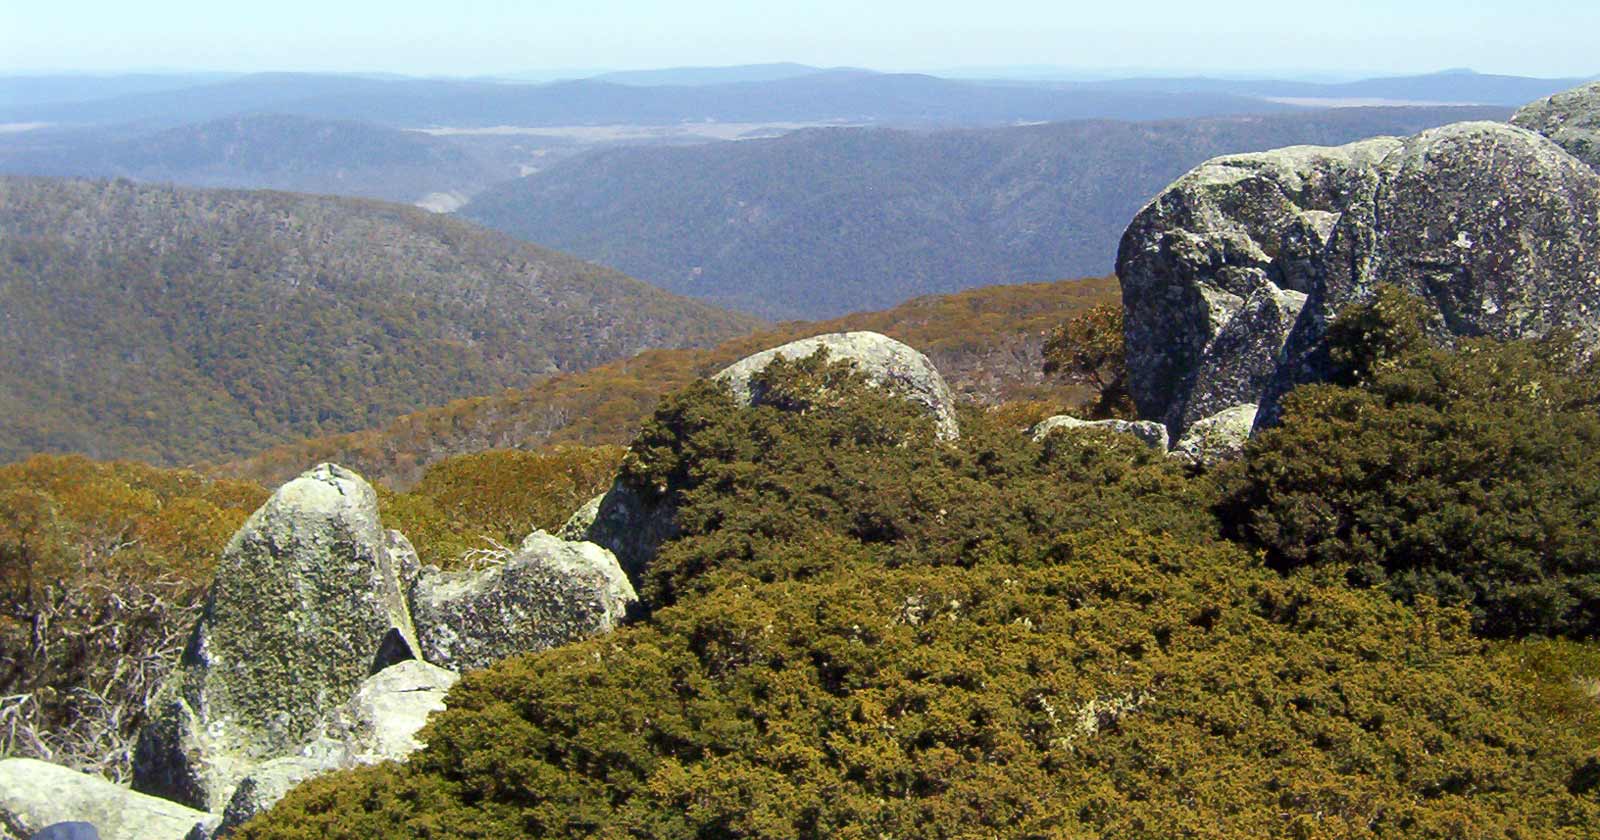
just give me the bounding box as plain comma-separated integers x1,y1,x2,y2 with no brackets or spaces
0,177,760,466
0,115,511,204
462,106,1508,318
223,276,1120,488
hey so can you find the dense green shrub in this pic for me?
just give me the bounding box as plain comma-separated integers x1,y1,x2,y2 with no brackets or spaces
239,355,1600,839
1220,290,1600,638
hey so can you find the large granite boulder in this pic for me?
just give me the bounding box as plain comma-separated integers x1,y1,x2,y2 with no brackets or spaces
1029,415,1169,451
411,531,636,672
133,464,420,812
1118,110,1600,439
1513,81,1600,172
713,331,962,441
0,759,211,840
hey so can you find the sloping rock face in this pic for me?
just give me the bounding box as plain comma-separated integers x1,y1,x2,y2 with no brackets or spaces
0,759,211,840
1030,415,1170,450
713,331,962,441
1119,116,1600,438
411,531,636,672
133,464,420,812
1513,82,1600,172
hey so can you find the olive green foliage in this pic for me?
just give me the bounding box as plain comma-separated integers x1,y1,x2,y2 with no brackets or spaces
240,356,1600,840
1220,290,1600,639
379,446,623,568
1042,302,1133,419
0,455,267,778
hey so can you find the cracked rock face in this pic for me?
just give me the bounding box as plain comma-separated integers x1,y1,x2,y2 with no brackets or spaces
1118,110,1600,440
133,464,420,812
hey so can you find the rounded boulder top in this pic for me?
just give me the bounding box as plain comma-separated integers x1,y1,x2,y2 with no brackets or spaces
712,331,960,440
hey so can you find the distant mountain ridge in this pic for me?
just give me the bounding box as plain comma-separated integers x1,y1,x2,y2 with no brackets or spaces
0,176,761,466
0,69,1297,129
0,114,510,203
459,105,1510,319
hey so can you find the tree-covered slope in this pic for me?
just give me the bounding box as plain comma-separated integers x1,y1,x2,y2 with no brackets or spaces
461,106,1509,319
0,115,511,204
0,177,761,466
222,276,1120,488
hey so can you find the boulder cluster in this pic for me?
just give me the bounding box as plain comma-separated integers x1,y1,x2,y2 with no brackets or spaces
1118,82,1600,441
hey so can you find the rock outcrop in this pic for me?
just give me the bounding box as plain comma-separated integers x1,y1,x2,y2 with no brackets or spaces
1513,81,1600,172
1118,109,1600,439
411,531,635,672
1030,415,1170,451
1169,404,1258,467
134,463,420,812
0,759,211,840
573,332,961,581
713,331,962,441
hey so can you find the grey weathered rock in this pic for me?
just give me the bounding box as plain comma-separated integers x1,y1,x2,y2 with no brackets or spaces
411,531,635,672
1513,81,1600,172
133,464,421,812
713,331,961,440
557,493,605,542
1119,110,1600,439
573,481,678,583
207,660,458,837
1030,415,1169,451
1169,404,1258,467
0,759,211,840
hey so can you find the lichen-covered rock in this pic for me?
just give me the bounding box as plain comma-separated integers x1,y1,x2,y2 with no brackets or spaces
1513,81,1600,172
1029,415,1169,451
1119,107,1600,439
133,464,420,812
0,759,211,840
207,661,458,837
1117,137,1400,435
1169,404,1258,467
713,331,961,440
411,531,635,672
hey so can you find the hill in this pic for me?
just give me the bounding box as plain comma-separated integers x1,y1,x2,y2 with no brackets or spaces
1080,68,1596,105
221,276,1121,488
0,114,512,204
0,70,1295,129
0,176,761,466
460,105,1509,319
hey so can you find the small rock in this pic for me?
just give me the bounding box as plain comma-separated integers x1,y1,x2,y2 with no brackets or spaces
1169,404,1258,467
0,759,209,840
1030,415,1170,451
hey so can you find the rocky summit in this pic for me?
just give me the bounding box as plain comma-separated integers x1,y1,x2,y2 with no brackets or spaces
1118,95,1600,439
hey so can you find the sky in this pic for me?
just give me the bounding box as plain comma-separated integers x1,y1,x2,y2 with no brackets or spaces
4,0,1597,79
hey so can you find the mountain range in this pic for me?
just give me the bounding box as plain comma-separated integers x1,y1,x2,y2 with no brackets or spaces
0,177,760,466
459,105,1510,318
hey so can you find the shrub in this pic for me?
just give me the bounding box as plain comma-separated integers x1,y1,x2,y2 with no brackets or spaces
239,356,1600,839
1219,291,1600,638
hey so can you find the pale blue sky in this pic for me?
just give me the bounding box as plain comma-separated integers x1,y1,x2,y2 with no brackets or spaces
4,0,1596,78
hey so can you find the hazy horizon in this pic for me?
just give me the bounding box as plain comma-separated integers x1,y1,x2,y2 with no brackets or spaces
4,0,1596,79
